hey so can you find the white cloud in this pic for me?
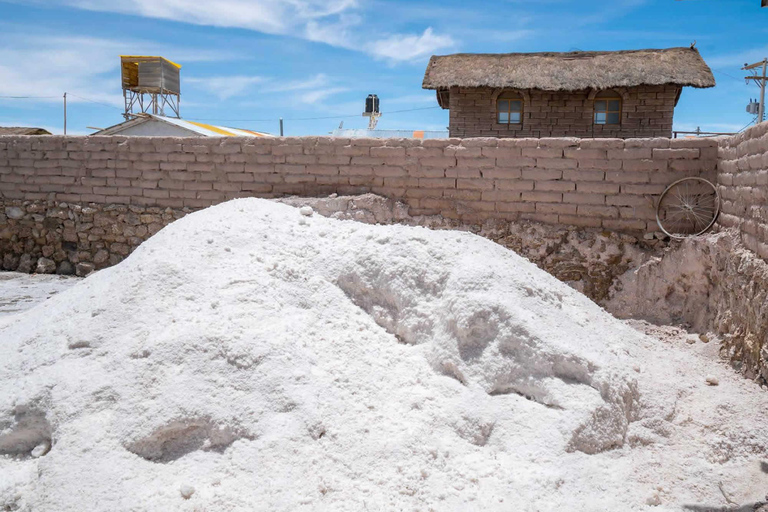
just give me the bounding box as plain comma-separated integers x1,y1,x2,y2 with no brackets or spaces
367,28,454,62
32,1,454,64
50,0,358,34
706,47,768,69
298,87,350,105
0,35,124,106
264,74,331,93
186,75,264,100
0,28,245,112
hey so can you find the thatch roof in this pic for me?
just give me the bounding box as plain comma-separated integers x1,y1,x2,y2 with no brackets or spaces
422,47,715,91
0,127,52,135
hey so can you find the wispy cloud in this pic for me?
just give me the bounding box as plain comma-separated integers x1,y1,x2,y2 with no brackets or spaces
367,28,454,63
264,74,331,93
0,29,242,107
32,0,454,64
706,47,768,69
298,87,350,105
186,75,264,100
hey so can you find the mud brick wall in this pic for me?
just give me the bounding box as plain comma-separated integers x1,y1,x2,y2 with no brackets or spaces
717,123,768,260
0,134,718,233
446,85,680,139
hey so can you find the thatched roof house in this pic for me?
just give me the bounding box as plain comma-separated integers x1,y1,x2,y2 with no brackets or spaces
422,47,715,138
0,127,52,136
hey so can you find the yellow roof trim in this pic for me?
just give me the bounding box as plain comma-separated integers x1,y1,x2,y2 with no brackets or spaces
186,120,236,136
120,55,182,69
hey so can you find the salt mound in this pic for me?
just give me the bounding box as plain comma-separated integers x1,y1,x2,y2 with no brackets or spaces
0,199,765,511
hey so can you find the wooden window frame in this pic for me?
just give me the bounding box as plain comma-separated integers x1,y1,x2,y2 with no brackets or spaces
594,96,622,126
496,94,524,125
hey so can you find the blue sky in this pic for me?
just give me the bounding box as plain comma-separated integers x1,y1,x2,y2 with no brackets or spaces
0,0,766,136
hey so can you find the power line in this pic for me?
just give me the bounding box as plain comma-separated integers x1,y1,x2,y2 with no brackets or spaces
712,68,745,82
0,95,60,99
186,106,442,123
67,93,122,110
738,116,758,132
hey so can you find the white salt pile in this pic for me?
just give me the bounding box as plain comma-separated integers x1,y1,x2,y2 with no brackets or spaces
1,199,766,511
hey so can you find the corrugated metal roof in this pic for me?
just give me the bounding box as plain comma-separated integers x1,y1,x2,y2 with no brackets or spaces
94,114,273,137
120,55,182,69
156,116,272,137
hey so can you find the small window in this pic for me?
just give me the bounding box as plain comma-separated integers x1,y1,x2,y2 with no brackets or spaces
497,92,523,124
594,91,621,125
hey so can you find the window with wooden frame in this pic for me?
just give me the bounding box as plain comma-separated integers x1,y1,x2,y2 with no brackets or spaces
496,92,523,124
594,90,622,125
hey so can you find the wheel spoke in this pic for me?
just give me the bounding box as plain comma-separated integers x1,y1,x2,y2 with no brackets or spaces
656,178,719,238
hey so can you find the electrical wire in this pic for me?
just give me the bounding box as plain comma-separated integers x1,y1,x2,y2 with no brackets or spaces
738,116,758,132
0,95,60,99
66,93,123,110
712,68,745,83
185,106,442,123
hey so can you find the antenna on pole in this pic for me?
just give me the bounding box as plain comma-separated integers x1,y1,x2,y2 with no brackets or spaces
743,58,768,123
363,94,381,130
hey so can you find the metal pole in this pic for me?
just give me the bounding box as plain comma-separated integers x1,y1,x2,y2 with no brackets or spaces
760,59,767,123
279,118,284,136
63,92,67,135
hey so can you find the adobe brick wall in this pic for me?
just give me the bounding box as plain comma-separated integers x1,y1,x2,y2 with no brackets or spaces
447,85,679,139
717,122,768,260
0,134,717,232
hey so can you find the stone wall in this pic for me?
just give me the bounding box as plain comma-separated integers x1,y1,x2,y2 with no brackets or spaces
716,122,768,260
446,85,679,139
607,231,768,385
0,134,718,235
0,200,189,275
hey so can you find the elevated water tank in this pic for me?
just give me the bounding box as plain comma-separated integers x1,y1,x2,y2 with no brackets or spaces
365,94,380,115
121,56,181,95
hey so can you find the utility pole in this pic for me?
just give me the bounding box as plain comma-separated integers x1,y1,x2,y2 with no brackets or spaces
279,118,284,136
63,92,67,135
743,59,768,123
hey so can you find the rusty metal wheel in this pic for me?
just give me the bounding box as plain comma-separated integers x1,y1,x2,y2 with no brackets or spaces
655,177,720,239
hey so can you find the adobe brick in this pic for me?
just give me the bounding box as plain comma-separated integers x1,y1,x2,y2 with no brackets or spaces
576,182,619,194
606,171,650,183
562,169,605,181
536,203,577,215
577,204,618,218
522,147,563,159
535,181,575,192
601,218,648,231
563,192,605,205
564,148,607,160
496,202,536,213
622,159,667,172
607,148,652,160
522,168,562,180
420,177,456,189
624,138,670,148
373,166,408,178
446,167,482,179
558,215,602,228
606,195,650,207
621,184,666,195
456,178,493,190
521,191,562,203
496,157,536,167
652,148,700,159
579,139,624,150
